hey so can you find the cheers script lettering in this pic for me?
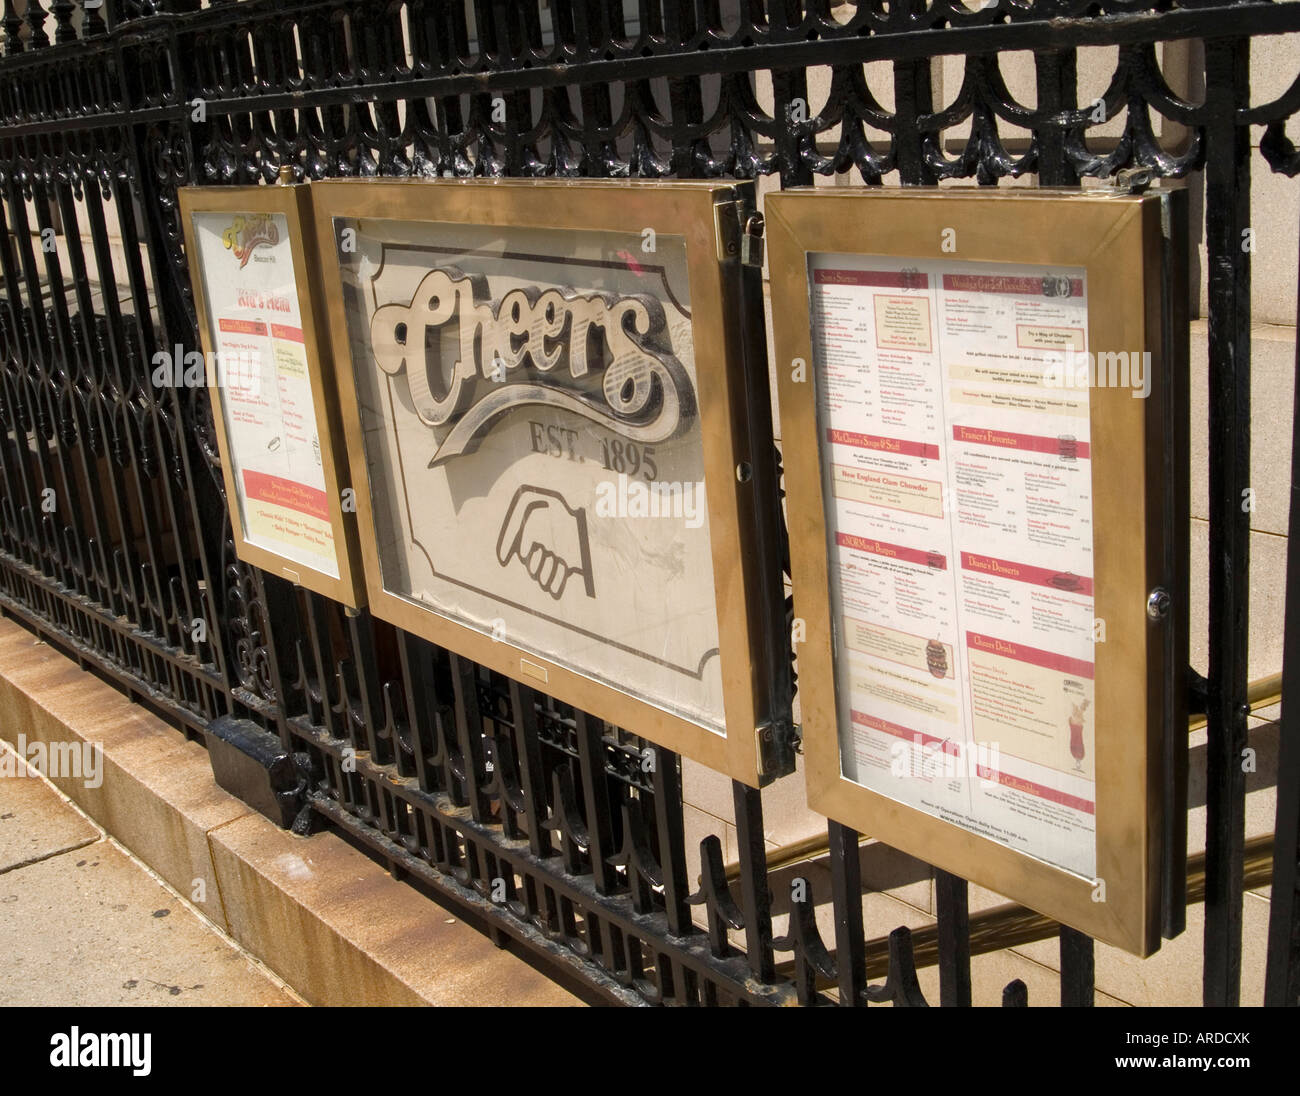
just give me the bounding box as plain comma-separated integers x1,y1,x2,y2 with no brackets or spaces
370,268,694,465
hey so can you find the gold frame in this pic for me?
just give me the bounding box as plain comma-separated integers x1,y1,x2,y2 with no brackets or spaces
766,187,1186,955
178,183,366,608
312,178,778,785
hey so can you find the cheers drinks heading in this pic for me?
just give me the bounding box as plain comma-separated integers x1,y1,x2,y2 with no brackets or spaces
369,266,695,464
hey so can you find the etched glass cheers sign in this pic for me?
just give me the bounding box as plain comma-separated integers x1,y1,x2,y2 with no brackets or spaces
368,266,695,465
333,217,726,733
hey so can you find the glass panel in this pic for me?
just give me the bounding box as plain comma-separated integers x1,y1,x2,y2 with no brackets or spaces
336,217,726,735
191,210,339,580
809,252,1098,878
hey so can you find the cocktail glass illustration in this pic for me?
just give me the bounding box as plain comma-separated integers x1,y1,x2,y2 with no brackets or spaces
1064,680,1089,772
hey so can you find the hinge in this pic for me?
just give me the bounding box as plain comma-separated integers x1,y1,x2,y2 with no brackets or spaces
715,199,766,266
756,720,777,777
1113,166,1153,194
755,717,796,783
714,199,742,263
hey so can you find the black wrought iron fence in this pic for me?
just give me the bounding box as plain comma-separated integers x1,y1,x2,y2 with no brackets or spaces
0,0,1297,1007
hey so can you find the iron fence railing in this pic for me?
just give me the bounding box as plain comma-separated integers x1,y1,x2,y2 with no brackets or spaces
0,0,1297,1006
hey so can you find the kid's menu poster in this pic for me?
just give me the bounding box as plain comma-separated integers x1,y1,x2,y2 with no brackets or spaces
810,254,1097,879
191,210,339,580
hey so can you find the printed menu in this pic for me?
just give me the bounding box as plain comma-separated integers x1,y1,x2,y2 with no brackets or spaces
810,254,1097,878
191,211,339,580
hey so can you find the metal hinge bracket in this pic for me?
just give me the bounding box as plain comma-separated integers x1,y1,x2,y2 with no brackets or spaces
755,717,796,783
714,199,742,263
715,197,766,266
1114,166,1153,194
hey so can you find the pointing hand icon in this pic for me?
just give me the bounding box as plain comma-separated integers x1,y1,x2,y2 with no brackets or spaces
496,486,596,600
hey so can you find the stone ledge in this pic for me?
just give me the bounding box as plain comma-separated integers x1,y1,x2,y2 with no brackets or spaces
0,611,581,1007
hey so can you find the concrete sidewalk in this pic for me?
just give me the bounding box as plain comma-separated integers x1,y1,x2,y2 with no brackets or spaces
0,618,585,1006
0,739,302,1006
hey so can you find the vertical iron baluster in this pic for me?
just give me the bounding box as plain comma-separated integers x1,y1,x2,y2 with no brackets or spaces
0,192,52,572
303,590,341,740
1201,37,1252,1009
345,609,393,764
1059,925,1096,1007
103,164,175,641
77,183,143,620
1264,268,1300,1005
828,821,866,1006
508,678,554,858
770,0,813,189
663,0,703,178
892,55,937,187
24,1,49,50
732,780,774,982
1034,50,1080,188
3,1,23,54
252,569,300,749
396,629,446,795
47,182,115,612
128,112,220,666
935,869,972,1007
574,708,616,893
449,650,492,820
4,173,73,585
650,746,690,936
